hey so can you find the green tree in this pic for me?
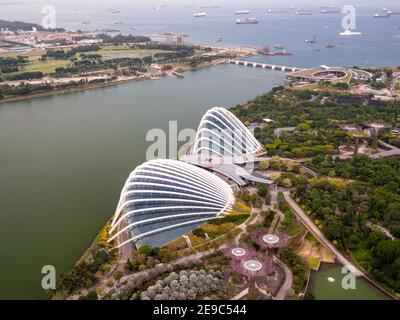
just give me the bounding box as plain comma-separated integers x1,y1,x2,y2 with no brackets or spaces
138,245,152,256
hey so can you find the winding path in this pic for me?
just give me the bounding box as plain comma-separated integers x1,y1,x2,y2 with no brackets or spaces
273,256,293,300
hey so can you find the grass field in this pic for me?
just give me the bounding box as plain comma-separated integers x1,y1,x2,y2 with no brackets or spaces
22,56,71,73
306,256,321,270
1,45,169,76
85,45,168,59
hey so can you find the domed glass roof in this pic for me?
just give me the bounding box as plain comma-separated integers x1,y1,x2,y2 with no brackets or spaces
192,107,264,157
108,159,234,248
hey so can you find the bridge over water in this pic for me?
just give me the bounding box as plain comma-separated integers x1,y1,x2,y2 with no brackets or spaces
228,59,305,73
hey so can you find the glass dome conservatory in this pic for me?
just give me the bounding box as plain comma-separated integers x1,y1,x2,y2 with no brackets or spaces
192,107,264,157
108,159,234,249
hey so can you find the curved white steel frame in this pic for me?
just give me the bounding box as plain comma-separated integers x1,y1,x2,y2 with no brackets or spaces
193,107,264,157
109,159,234,248
108,212,217,243
116,217,213,249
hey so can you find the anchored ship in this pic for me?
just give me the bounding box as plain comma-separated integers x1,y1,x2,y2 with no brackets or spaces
193,12,207,17
236,17,258,24
340,29,362,36
235,10,250,15
373,13,390,18
296,10,312,15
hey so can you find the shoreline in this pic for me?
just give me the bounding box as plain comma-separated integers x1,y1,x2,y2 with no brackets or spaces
0,61,220,105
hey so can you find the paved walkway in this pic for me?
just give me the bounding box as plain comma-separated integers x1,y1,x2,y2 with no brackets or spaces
116,220,132,271
231,288,248,300
366,222,396,240
282,190,363,277
273,256,293,300
338,140,400,160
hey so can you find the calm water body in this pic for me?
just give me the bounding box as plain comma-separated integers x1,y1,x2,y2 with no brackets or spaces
0,65,283,299
308,264,390,300
1,1,398,299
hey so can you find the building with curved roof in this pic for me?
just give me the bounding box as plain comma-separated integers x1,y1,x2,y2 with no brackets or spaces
192,107,264,158
108,159,234,249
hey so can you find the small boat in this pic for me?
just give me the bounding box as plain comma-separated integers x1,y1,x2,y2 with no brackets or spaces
267,9,286,13
325,42,335,48
305,35,316,43
216,36,223,42
273,43,284,49
320,9,340,14
193,12,207,17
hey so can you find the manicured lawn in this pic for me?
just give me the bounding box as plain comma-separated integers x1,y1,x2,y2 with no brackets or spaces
305,232,318,245
233,200,251,212
86,45,168,58
306,256,321,270
22,56,71,73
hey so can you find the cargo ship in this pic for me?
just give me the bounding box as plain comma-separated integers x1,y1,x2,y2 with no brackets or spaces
339,29,362,36
193,12,207,17
235,10,250,14
296,10,312,15
236,17,258,24
373,13,390,18
266,9,286,13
